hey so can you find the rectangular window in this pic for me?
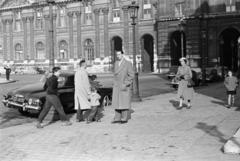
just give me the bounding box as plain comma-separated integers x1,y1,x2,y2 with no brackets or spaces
85,5,92,24
113,9,120,22
58,8,66,27
35,10,43,29
175,2,184,17
15,12,22,31
226,0,236,12
143,0,152,19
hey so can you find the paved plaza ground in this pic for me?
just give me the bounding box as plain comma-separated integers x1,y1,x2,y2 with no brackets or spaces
0,74,240,161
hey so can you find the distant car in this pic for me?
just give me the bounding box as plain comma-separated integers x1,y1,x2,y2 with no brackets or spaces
2,72,112,116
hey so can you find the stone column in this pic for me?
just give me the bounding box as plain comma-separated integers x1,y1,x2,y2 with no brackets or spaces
44,15,49,59
53,14,57,60
102,8,109,57
29,16,34,60
75,11,82,58
122,6,129,54
8,19,13,60
2,19,7,61
22,17,28,60
94,8,100,58
67,11,74,59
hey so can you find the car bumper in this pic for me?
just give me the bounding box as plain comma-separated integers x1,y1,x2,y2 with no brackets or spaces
2,99,41,111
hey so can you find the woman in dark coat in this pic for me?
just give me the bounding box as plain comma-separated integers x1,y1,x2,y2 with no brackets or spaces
175,57,194,109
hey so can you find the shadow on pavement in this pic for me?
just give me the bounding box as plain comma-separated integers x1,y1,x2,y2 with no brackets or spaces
195,122,227,144
0,109,36,129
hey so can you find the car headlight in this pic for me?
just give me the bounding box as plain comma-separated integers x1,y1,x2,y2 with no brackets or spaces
28,98,40,106
28,98,33,105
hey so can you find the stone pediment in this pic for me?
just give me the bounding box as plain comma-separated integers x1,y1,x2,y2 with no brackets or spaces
0,0,35,9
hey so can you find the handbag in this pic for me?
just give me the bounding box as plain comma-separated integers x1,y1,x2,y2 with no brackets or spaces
187,79,195,88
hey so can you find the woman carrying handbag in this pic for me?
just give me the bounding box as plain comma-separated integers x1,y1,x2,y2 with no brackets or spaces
175,57,195,109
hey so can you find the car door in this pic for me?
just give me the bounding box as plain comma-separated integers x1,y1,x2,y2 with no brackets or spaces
58,75,75,113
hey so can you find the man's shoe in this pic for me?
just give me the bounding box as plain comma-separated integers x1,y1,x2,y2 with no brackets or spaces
62,121,72,126
111,120,121,124
36,123,43,129
186,105,191,109
177,106,183,110
121,121,128,124
225,105,231,109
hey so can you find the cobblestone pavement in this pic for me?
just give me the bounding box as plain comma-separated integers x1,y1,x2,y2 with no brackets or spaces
0,84,240,161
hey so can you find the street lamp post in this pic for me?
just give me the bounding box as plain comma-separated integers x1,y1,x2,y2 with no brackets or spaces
237,37,240,77
128,1,141,102
46,0,55,69
178,17,186,58
201,30,207,85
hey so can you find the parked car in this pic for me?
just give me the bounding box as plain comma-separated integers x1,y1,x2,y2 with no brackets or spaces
2,72,112,116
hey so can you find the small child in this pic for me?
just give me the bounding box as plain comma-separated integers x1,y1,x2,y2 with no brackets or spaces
224,70,239,108
87,87,101,123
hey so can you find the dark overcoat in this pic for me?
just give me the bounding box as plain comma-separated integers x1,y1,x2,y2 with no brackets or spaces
112,58,134,110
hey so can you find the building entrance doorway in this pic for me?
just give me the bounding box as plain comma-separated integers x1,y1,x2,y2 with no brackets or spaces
111,36,122,64
141,34,154,72
170,31,186,66
219,28,240,72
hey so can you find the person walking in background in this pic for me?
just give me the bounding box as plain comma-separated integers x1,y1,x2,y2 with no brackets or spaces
74,59,91,122
175,57,194,109
224,70,239,108
4,66,11,80
87,87,101,123
111,50,134,124
36,67,72,128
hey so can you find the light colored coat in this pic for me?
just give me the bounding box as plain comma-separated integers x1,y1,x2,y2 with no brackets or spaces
112,58,134,110
74,68,91,110
176,65,194,101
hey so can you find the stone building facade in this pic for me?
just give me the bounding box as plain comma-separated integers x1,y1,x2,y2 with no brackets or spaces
156,0,240,74
0,0,157,72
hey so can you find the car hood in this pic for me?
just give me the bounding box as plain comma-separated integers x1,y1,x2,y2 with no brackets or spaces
8,83,45,98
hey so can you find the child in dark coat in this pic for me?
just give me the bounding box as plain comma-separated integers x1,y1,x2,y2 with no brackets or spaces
224,70,239,108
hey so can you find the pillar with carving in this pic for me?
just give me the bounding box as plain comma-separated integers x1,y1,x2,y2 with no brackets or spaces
94,8,100,58
22,17,28,60
122,6,129,54
2,19,7,61
29,16,34,60
68,11,74,59
8,19,13,61
102,7,109,57
75,11,82,59
44,15,49,59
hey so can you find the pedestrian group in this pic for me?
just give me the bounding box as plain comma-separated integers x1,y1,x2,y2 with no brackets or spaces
35,53,239,128
36,50,134,128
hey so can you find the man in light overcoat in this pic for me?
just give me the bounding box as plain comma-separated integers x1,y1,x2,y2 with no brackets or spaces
111,50,134,124
74,59,91,122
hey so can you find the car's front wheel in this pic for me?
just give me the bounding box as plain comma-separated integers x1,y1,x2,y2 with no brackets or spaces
18,108,30,116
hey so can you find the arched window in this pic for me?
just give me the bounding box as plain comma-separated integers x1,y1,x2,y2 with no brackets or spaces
15,43,23,60
84,39,94,64
36,42,45,59
59,40,68,59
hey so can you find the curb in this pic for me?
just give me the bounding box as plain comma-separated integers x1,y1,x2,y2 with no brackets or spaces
223,127,240,155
